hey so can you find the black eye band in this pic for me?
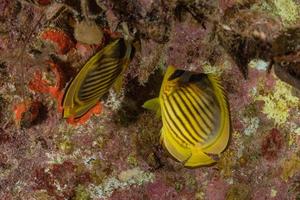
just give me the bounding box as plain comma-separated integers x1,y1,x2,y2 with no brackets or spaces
168,70,185,81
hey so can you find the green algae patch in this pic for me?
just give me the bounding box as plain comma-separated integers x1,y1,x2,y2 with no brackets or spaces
274,0,299,26
281,154,300,181
252,0,300,26
127,154,139,167
74,185,91,200
256,80,299,126
226,183,251,200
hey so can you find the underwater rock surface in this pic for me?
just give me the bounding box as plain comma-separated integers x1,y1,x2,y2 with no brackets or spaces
0,0,300,199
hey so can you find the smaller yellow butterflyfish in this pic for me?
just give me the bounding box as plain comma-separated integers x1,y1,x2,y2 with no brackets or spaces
62,38,133,119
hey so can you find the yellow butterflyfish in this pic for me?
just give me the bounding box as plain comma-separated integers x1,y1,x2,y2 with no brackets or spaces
62,38,132,118
143,66,231,167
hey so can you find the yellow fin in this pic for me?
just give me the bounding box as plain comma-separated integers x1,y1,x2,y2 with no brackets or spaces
202,75,230,154
63,100,98,119
184,147,216,167
142,97,161,117
113,74,124,94
161,127,191,162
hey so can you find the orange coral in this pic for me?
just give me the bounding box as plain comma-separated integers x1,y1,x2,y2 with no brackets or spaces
13,100,41,127
66,102,102,125
40,28,74,55
29,61,64,112
29,61,102,126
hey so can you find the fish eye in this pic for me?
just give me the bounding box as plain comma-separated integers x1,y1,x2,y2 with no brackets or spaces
280,61,289,66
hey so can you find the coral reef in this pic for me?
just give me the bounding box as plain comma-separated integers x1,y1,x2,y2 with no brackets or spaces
0,0,300,199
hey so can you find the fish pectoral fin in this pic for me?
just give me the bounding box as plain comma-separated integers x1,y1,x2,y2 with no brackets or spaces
142,98,161,117
184,148,216,167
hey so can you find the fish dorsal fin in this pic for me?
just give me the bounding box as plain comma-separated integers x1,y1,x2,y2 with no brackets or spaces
161,66,177,86
142,97,161,117
202,75,230,154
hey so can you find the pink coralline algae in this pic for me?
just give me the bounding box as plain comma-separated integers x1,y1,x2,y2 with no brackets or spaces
146,180,179,200
33,161,91,199
36,0,52,6
0,1,300,199
219,0,237,13
261,128,284,161
206,178,229,200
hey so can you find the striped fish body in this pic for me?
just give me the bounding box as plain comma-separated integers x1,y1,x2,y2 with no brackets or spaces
63,38,132,118
143,66,230,167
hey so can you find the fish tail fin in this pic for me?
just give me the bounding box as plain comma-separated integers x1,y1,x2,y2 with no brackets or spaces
184,147,216,167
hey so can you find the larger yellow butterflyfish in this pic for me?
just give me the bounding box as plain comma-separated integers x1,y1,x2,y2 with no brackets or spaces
143,66,231,167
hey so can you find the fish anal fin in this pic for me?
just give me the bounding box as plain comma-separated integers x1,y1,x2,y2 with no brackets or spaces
64,99,99,119
184,147,216,167
161,127,191,162
63,106,72,118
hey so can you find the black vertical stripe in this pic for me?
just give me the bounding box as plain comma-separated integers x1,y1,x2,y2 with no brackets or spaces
84,66,121,87
88,61,120,78
82,70,120,91
80,79,113,98
166,96,199,143
163,101,195,145
176,91,209,139
162,127,188,149
172,93,206,142
189,86,215,115
79,79,114,101
183,87,214,128
79,79,113,100
80,69,120,93
80,88,106,101
179,89,213,134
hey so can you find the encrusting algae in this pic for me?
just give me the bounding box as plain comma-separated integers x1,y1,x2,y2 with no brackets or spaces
1,0,300,199
256,80,299,126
